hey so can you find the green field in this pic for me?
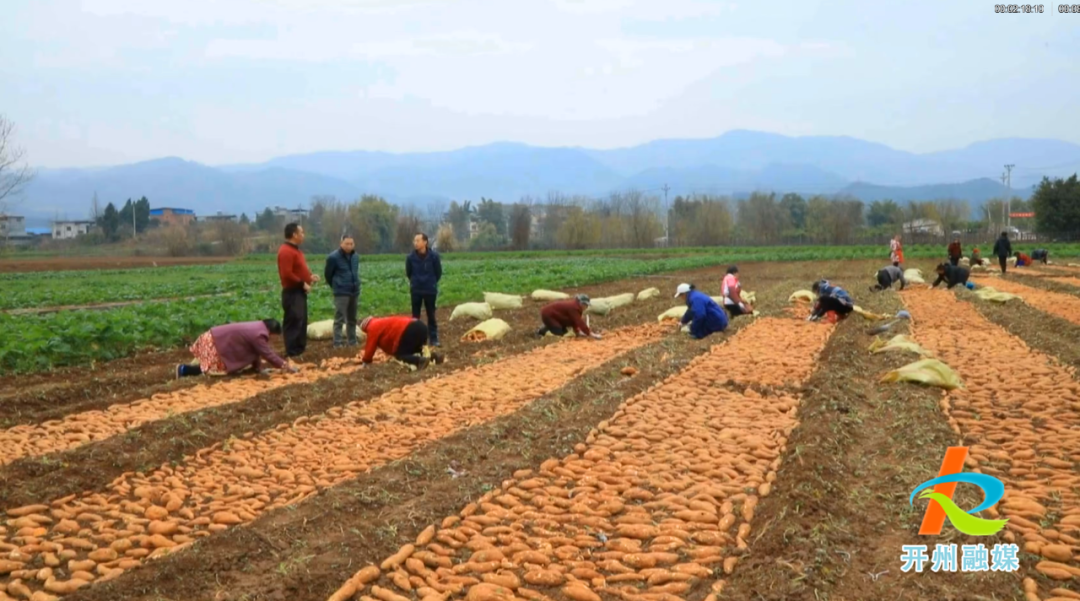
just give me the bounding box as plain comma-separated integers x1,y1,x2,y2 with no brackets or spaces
4,243,1078,375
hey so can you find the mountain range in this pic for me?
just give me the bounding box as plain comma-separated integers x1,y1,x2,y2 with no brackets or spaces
14,130,1080,226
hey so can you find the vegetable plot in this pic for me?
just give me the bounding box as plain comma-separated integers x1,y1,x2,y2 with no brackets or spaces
971,277,1080,326
903,289,1080,600
0,324,665,599
328,317,834,601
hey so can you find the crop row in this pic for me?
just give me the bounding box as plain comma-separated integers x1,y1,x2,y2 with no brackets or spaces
0,325,664,599
1,255,736,375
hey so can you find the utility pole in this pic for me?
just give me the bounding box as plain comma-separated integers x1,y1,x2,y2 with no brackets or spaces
1000,172,1008,229
1005,164,1015,229
661,183,671,245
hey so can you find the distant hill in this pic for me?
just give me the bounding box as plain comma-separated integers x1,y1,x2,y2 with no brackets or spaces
16,131,1080,223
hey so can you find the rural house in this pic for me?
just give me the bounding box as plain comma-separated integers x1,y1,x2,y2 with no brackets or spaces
150,207,196,227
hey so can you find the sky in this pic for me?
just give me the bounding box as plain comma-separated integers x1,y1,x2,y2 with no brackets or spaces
1,0,1077,168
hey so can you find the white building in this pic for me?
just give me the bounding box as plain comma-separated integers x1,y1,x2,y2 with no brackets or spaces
52,220,94,240
0,215,26,238
271,206,309,221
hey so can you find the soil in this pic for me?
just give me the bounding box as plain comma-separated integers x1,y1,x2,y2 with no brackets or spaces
0,255,232,273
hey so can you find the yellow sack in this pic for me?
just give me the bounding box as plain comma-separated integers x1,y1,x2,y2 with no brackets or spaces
904,269,925,284
959,257,970,267
658,306,687,323
789,290,816,303
637,288,661,301
307,319,334,340
881,359,962,390
1007,256,1017,267
484,292,525,310
586,293,634,316
462,318,512,342
974,287,1022,303
450,302,493,321
531,289,569,302
743,291,757,304
870,335,932,357
853,305,891,321
1068,263,1080,268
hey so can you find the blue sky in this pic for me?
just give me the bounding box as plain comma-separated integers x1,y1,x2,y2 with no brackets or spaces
1,0,1076,167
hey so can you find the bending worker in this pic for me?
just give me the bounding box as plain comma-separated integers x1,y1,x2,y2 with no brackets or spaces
870,264,906,292
359,315,444,369
809,280,854,322
537,294,602,339
1032,248,1050,264
177,319,297,378
675,283,728,339
721,266,753,317
1015,251,1033,267
930,262,971,289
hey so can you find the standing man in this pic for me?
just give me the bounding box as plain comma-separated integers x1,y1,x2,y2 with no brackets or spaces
947,232,962,267
277,223,319,359
406,232,443,347
324,234,361,348
993,231,1012,274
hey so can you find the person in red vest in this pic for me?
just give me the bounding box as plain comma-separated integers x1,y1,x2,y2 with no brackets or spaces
1015,251,1033,267
536,294,602,339
277,223,319,358
359,315,444,369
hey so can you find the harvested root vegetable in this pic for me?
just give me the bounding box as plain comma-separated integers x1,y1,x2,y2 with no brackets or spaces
333,318,832,601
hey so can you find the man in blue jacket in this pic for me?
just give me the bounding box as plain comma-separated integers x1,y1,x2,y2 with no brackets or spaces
324,234,361,347
675,283,728,339
406,232,443,346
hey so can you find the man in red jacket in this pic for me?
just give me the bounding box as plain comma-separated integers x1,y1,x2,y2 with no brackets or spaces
277,223,320,358
536,295,602,339
359,315,444,369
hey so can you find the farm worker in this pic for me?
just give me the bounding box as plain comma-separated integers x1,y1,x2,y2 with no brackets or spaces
674,283,728,339
890,234,904,267
721,266,753,317
176,319,298,378
808,280,854,322
324,233,361,348
536,294,602,339
948,232,963,266
277,222,319,359
1032,248,1050,264
971,246,984,266
359,315,443,369
930,262,971,289
993,231,1012,274
1014,251,1032,267
406,232,443,347
870,264,906,292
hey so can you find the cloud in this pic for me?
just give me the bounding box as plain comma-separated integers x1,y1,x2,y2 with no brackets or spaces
551,0,734,18
205,31,532,62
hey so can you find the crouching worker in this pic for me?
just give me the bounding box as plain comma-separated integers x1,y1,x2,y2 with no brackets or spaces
359,315,444,369
870,264,906,292
809,280,854,322
537,294,602,339
177,319,297,378
1033,248,1050,264
930,262,970,289
675,283,728,339
1015,251,1033,267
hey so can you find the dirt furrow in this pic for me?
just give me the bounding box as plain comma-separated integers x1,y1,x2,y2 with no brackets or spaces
0,324,667,600
970,276,1080,326
904,289,1080,601
0,358,363,466
1049,277,1080,289
324,316,833,601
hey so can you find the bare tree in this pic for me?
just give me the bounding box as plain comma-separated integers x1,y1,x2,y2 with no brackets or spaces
508,203,532,250
0,115,34,214
394,207,424,253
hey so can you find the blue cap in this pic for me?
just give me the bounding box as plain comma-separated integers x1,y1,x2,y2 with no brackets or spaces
896,310,912,320
966,282,976,290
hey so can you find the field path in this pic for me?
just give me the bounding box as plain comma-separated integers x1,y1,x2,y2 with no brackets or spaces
0,324,665,599
904,288,1080,601
327,316,834,601
971,276,1080,325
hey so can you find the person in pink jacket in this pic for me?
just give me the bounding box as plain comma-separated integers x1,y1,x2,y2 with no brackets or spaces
176,319,298,378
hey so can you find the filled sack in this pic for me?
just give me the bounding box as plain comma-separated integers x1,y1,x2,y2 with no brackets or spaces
586,293,635,316
636,288,661,301
531,289,570,302
881,358,962,390
450,302,493,321
657,306,687,323
484,292,525,310
462,318,512,342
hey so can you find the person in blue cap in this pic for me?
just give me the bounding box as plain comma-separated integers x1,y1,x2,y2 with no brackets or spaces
809,280,854,322
674,283,729,339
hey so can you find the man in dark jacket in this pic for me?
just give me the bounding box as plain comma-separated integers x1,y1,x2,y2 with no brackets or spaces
1033,248,1050,264
277,223,319,358
324,234,361,347
931,262,970,289
406,232,443,346
993,232,1012,274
